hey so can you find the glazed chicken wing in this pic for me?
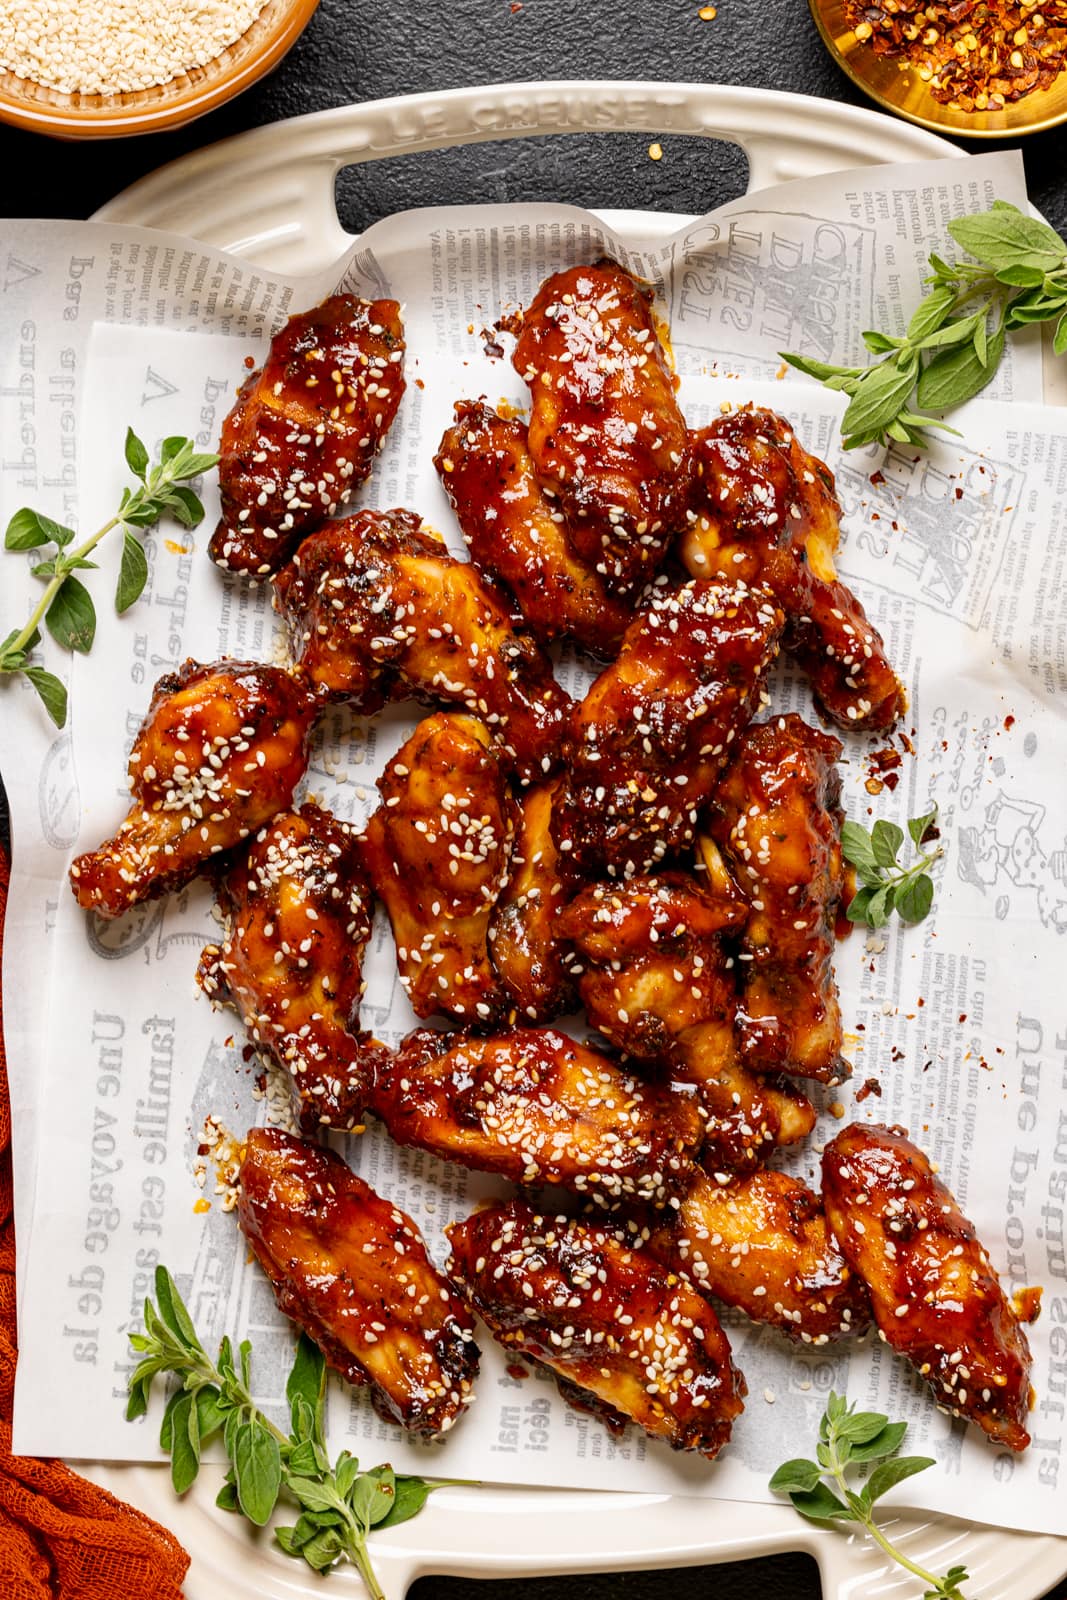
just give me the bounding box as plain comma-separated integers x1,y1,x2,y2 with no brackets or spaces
362,713,517,1025
488,779,576,1023
434,400,632,656
375,1027,703,1206
210,294,405,577
551,579,783,879
69,659,316,918
649,1167,870,1345
273,508,572,782
447,1200,745,1456
707,713,849,1084
513,261,690,592
822,1123,1034,1451
238,1129,478,1435
558,873,815,1171
682,408,904,730
197,805,382,1131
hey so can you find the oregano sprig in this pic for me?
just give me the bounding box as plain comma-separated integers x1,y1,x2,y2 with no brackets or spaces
782,200,1067,450
128,1266,444,1596
770,1392,968,1599
1,430,217,728
841,805,942,928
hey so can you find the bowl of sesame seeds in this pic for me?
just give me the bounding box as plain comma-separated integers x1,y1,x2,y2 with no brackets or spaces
809,0,1067,137
0,0,320,138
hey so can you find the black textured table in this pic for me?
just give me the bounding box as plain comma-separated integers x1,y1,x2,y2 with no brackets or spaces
4,2,1066,1597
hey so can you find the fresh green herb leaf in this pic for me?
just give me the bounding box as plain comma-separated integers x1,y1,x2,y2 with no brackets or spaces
235,1417,283,1527
22,667,67,728
378,1476,434,1531
894,874,934,925
768,1458,822,1494
125,428,150,480
915,325,1006,411
871,819,904,869
947,210,1065,273
116,531,149,615
287,1333,326,1440
789,1482,854,1523
772,1394,967,1597
848,1420,908,1462
5,508,75,551
216,1478,240,1514
45,576,96,654
865,1455,937,1505
169,1393,200,1495
154,1266,201,1352
842,806,942,929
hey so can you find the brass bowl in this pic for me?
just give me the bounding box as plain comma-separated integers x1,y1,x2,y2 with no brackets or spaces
809,0,1067,138
0,0,320,139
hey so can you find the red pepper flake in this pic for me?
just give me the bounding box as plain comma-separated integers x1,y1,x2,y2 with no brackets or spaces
1004,714,1015,730
844,0,1067,113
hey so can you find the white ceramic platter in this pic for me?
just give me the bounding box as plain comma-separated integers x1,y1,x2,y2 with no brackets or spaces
85,80,1067,1600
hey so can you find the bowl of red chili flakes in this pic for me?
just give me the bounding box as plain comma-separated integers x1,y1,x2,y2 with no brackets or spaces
809,0,1067,137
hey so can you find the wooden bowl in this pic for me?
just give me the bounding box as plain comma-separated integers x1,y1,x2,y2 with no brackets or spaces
809,0,1067,138
0,0,320,139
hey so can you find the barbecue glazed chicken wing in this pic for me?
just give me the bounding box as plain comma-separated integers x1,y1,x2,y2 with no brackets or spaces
238,1129,479,1434
69,659,316,918
682,408,904,731
822,1123,1035,1452
447,1200,745,1456
649,1167,870,1345
210,294,405,577
374,1027,703,1205
488,779,576,1023
362,713,517,1025
197,805,383,1131
434,401,632,657
514,261,690,593
707,714,850,1085
552,579,783,880
557,873,815,1172
273,508,572,782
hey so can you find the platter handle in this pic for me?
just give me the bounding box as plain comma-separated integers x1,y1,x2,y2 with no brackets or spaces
94,80,959,272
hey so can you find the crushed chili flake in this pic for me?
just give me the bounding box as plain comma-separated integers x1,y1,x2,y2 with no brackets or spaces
844,0,1067,112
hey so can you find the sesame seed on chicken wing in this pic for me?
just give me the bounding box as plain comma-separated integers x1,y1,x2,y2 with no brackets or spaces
362,713,518,1026
434,400,633,657
447,1200,745,1457
648,1166,871,1345
707,713,851,1085
822,1122,1035,1452
551,579,784,881
273,507,573,783
210,294,405,577
238,1129,479,1436
68,659,316,918
682,407,904,731
514,261,690,594
373,1026,704,1206
557,872,816,1173
197,805,383,1132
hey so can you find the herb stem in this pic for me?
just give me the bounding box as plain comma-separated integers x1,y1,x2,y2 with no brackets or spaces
6,513,120,659
346,1533,387,1600
826,1440,945,1593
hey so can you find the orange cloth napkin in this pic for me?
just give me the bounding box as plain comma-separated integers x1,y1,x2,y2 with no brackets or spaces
0,851,191,1598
